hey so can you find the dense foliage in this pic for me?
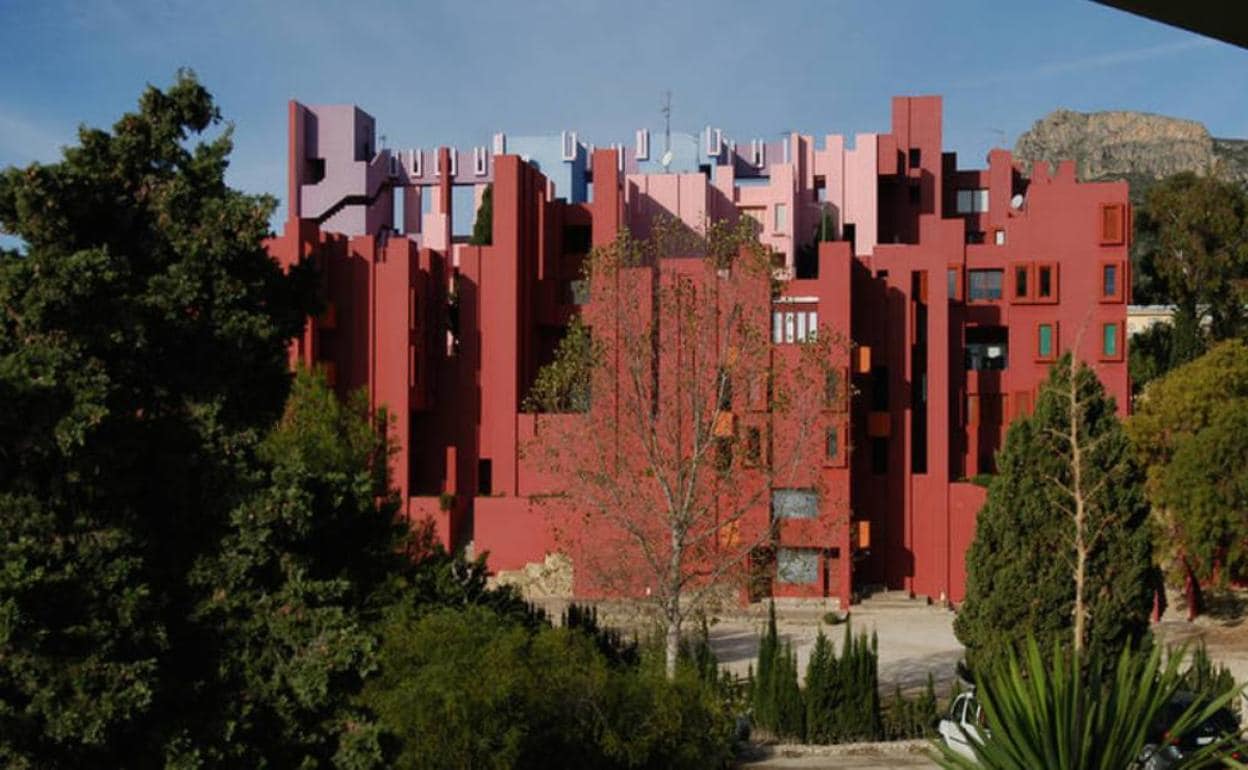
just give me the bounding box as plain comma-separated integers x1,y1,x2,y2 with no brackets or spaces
1128,340,1248,587
1130,172,1248,391
751,604,887,745
0,71,355,767
361,601,735,770
933,638,1242,770
0,73,741,770
955,356,1154,675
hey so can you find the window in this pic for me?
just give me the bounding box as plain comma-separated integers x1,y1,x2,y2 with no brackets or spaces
478,459,493,495
871,437,888,474
714,438,733,476
956,189,989,213
771,310,819,344
825,428,839,462
908,148,921,168
1037,323,1054,361
824,370,840,408
772,488,818,519
967,269,1003,301
966,326,1008,370
745,427,762,466
1100,203,1125,245
1102,323,1120,359
994,229,1006,246
774,203,787,233
947,267,961,301
1035,263,1057,301
777,548,819,584
1014,266,1029,299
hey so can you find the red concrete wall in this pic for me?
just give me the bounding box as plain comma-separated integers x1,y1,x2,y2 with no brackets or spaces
267,94,1130,607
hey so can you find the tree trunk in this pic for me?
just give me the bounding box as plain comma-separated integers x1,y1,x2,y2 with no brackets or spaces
664,608,681,680
1070,353,1087,657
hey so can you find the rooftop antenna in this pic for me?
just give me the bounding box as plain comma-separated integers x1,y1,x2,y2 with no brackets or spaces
659,90,674,171
661,90,672,155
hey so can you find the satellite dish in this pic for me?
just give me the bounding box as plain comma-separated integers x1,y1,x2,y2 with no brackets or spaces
1010,194,1024,210
660,150,674,170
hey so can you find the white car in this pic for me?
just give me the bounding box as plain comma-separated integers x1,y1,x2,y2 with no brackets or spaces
938,690,989,760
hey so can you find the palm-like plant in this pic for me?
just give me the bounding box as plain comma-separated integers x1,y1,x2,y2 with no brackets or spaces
934,638,1244,770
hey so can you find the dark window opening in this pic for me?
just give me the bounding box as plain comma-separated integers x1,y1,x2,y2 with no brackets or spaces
871,437,888,475
1015,266,1028,298
563,225,592,255
824,370,841,408
478,459,493,495
876,269,889,280
1038,266,1053,298
967,269,1003,301
871,366,889,411
1103,264,1117,297
843,223,856,253
745,427,762,466
715,437,733,476
966,230,986,245
908,148,921,168
966,326,1008,370
825,428,839,462
305,157,326,184
947,268,960,301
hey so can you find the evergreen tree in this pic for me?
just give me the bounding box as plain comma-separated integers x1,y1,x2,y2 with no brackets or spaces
955,354,1154,676
468,183,493,245
752,601,780,729
804,630,839,743
0,70,316,767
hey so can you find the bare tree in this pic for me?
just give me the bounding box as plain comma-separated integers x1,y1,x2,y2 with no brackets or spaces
525,217,845,678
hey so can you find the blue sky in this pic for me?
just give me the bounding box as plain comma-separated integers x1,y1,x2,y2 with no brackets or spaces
1,0,1246,234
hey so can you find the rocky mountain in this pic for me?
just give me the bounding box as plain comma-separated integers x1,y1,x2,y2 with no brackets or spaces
1013,109,1248,199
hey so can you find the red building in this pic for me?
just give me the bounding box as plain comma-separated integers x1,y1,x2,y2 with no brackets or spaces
266,95,1130,607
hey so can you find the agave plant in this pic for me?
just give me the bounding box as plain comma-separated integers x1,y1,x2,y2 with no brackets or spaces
933,637,1244,770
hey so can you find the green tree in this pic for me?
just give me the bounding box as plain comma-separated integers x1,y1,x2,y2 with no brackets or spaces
955,355,1154,675
1128,340,1248,587
468,183,493,246
1134,172,1248,371
0,71,315,767
361,604,734,770
804,630,839,743
183,367,403,767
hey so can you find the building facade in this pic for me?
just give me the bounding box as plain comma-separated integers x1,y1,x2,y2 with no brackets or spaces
266,95,1131,607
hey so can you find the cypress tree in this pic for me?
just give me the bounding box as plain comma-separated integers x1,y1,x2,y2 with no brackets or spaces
954,355,1153,675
